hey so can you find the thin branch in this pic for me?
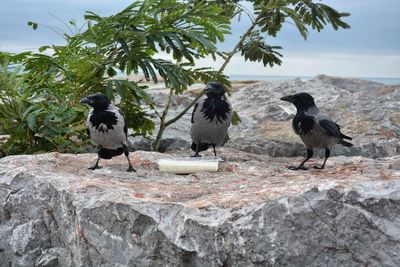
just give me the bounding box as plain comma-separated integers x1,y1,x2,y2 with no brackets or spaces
39,24,69,41
234,3,256,24
153,88,174,150
164,13,262,127
48,13,75,36
152,105,162,119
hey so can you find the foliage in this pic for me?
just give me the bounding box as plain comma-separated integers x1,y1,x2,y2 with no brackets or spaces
70,0,233,151
240,31,283,67
0,0,350,155
232,0,350,69
0,52,89,156
76,0,232,93
0,0,232,156
231,111,242,126
155,0,350,150
253,0,350,39
0,39,155,156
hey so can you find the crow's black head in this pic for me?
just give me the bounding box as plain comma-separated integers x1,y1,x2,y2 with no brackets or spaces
280,92,316,111
204,82,226,98
80,93,111,109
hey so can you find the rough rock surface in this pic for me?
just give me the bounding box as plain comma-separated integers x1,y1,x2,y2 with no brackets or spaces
139,75,400,158
1,150,400,266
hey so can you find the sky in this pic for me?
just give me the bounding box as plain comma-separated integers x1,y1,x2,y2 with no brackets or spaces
1,0,399,78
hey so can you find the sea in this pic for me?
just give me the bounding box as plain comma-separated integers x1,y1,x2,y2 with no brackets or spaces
228,75,400,85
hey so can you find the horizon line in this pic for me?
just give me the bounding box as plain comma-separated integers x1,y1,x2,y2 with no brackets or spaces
228,74,400,80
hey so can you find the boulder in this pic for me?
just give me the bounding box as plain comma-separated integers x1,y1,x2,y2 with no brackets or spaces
1,150,400,266
144,76,400,158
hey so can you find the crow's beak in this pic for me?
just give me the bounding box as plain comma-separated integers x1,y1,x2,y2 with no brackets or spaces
280,95,295,103
80,97,91,104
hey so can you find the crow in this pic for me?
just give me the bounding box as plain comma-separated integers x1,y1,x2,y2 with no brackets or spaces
190,82,232,157
80,93,135,172
280,92,353,170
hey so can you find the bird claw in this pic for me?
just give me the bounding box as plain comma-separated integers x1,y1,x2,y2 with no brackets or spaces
215,157,224,162
288,165,308,171
88,165,102,170
190,154,202,158
313,165,325,170
127,166,136,172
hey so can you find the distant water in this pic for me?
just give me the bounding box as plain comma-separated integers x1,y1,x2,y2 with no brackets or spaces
229,75,400,85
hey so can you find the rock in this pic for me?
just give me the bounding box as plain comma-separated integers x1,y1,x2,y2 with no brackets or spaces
226,76,400,158
1,151,400,266
315,74,384,93
229,134,399,159
129,136,153,151
142,76,400,158
35,248,66,267
158,138,190,152
129,137,190,152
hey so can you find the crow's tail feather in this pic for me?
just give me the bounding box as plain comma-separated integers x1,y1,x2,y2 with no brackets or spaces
99,147,124,159
339,140,353,147
340,133,352,140
191,142,211,152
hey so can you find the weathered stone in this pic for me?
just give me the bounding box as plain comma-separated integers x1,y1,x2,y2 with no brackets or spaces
35,247,65,267
144,76,400,158
11,220,51,266
1,151,400,266
1,76,399,266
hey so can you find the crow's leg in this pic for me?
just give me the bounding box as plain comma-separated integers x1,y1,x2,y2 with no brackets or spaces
314,148,330,169
89,154,102,170
289,148,313,170
123,144,136,172
212,144,217,158
191,143,201,157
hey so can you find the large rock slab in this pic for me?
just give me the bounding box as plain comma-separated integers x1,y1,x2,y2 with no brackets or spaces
1,150,400,266
227,75,400,158
141,75,400,158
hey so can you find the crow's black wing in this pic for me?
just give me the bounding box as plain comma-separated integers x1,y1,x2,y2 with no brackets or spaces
190,142,210,152
293,114,315,135
191,102,198,123
86,115,91,138
319,119,341,138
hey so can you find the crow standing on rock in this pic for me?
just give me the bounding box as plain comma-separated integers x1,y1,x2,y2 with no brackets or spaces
80,93,135,172
190,82,232,157
280,92,353,170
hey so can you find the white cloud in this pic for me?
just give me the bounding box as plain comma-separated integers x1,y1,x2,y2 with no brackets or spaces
192,53,400,78
2,41,399,78
2,0,399,79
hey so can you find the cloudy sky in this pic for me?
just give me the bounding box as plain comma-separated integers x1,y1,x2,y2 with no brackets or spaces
1,0,399,78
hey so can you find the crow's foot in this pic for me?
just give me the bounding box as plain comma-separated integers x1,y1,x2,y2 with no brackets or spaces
215,156,224,162
88,165,102,170
288,165,308,171
313,165,325,170
127,165,136,172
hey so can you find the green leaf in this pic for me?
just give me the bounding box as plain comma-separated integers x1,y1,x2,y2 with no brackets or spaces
1,0,351,156
107,67,117,77
239,31,283,68
26,108,43,131
231,110,241,126
27,21,38,30
38,46,51,52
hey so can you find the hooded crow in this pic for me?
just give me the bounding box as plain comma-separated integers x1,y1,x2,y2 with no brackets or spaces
281,92,353,170
190,82,232,157
80,93,135,172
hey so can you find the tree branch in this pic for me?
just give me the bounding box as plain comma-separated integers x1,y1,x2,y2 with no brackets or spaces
164,13,262,127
